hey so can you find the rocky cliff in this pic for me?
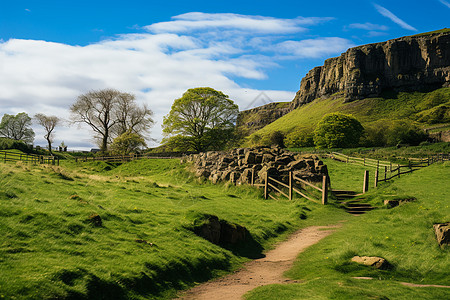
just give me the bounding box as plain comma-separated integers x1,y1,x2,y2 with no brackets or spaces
236,102,290,135
291,29,450,109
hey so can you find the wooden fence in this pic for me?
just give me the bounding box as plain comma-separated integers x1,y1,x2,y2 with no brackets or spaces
0,150,59,165
74,153,176,163
250,171,328,205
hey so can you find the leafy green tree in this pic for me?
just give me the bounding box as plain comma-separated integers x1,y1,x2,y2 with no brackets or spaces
110,130,146,155
162,87,239,152
0,112,35,144
313,113,364,149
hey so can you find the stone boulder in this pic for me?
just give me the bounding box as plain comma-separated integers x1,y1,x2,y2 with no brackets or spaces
433,222,450,247
351,256,390,270
184,146,328,186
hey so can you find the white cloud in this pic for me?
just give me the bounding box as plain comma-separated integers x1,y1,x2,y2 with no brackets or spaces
276,37,354,58
439,0,450,8
349,22,389,31
373,4,417,31
147,12,333,35
0,12,349,149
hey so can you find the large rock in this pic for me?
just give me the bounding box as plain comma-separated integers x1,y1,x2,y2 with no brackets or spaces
351,256,390,269
185,147,328,185
292,30,450,109
433,222,450,246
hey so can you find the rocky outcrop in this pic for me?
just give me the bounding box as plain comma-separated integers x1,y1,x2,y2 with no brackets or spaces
292,29,450,109
236,102,291,135
183,146,327,185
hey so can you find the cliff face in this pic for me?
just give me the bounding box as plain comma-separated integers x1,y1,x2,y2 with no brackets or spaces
236,102,290,135
292,29,450,109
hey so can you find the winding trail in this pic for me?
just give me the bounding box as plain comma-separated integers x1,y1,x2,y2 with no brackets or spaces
177,225,340,300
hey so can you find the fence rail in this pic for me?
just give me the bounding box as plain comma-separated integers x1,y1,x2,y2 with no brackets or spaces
74,153,178,163
258,172,328,205
0,150,59,165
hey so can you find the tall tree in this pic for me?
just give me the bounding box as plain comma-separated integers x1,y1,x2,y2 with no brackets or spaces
114,94,154,138
34,113,61,155
162,87,239,152
70,89,153,152
0,112,35,144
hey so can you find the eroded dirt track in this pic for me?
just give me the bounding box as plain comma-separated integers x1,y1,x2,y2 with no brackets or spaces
177,225,339,300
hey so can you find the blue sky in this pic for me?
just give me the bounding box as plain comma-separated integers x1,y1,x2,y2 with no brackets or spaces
1,0,449,149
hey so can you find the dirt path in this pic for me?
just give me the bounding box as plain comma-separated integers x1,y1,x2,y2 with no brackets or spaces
177,225,339,300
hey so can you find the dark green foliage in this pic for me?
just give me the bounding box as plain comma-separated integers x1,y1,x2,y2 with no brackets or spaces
0,138,33,152
268,131,285,148
314,113,364,149
162,87,239,152
362,120,428,147
0,113,35,144
284,129,314,148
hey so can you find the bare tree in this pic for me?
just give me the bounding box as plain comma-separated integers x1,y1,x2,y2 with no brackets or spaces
34,113,61,155
70,89,153,152
114,93,154,138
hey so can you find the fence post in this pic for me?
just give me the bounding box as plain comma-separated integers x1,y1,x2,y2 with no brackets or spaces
384,166,387,181
264,172,268,200
322,175,328,205
363,170,369,194
374,170,378,188
251,168,255,186
289,172,293,201
364,158,366,166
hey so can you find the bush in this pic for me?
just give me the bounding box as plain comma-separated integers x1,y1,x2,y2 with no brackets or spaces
284,129,314,148
269,131,285,148
0,138,33,153
313,113,364,149
362,120,428,147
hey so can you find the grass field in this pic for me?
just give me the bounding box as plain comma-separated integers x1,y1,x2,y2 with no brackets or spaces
244,87,450,145
0,156,334,300
246,160,450,299
1,151,449,299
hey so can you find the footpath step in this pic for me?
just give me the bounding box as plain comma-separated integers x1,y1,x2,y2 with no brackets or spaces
333,190,375,215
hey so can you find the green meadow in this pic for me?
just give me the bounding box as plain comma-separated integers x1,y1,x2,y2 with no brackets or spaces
246,160,450,300
1,151,449,299
0,155,325,299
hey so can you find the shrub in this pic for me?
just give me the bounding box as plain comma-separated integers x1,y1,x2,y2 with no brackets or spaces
284,129,314,148
313,113,364,149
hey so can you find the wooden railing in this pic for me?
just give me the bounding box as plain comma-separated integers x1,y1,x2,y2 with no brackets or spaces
74,153,177,163
253,172,328,205
0,150,59,165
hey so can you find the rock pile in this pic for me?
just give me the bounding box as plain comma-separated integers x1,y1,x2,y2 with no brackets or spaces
183,146,328,185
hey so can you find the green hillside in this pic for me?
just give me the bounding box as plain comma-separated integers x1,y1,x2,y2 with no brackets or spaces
244,87,450,146
0,158,330,299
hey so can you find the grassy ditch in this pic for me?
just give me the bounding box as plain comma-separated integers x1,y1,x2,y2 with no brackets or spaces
0,157,334,299
246,161,450,299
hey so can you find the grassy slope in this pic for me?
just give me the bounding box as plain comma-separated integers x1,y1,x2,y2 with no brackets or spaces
0,158,333,300
245,87,450,144
246,161,450,299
